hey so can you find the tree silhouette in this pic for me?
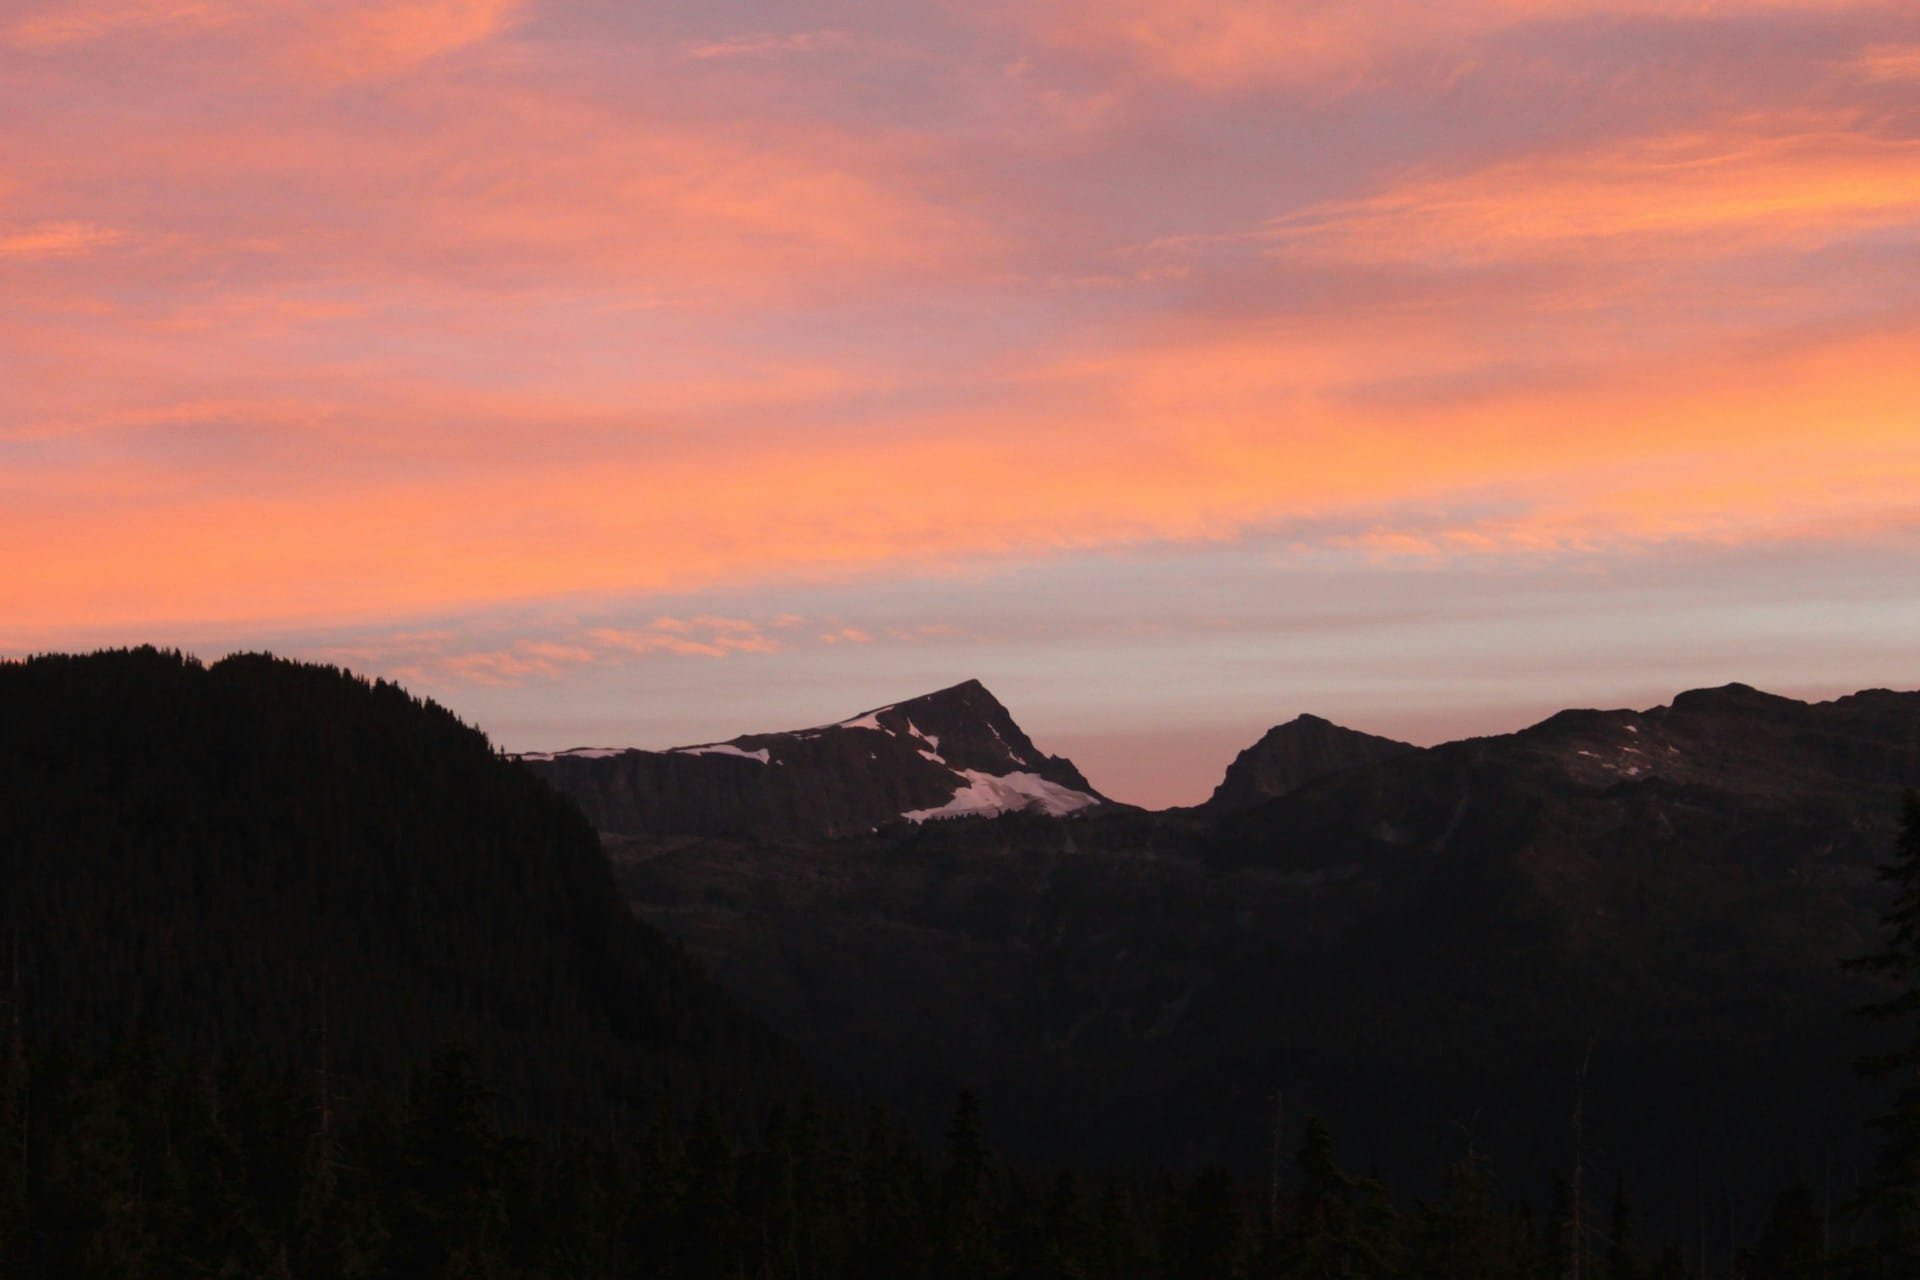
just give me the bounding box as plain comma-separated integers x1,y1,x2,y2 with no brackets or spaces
1847,791,1920,1275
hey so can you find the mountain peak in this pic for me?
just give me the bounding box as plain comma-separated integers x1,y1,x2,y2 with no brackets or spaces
915,676,991,699
1204,714,1416,814
524,680,1105,839
833,680,1098,795
1665,682,1805,716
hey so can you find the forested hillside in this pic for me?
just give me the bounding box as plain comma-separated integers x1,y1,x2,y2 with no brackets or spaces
0,648,791,1119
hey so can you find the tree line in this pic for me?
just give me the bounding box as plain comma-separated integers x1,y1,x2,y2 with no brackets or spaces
0,1033,1835,1279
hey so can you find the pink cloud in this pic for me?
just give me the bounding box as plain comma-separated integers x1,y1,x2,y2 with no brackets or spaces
5,1,242,50
300,0,524,80
0,221,130,260
1266,117,1920,265
584,618,784,663
1855,42,1920,81
687,30,851,61
1006,0,1900,91
7,0,524,81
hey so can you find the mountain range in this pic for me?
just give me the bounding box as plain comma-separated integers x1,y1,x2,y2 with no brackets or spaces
529,675,1920,1235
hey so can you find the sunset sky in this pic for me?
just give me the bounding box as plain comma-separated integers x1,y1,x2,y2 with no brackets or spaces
5,0,1919,805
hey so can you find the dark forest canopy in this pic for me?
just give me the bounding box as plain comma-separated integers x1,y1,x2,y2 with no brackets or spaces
0,646,793,1120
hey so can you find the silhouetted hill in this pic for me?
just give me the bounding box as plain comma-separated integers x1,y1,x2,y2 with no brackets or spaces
0,647,793,1124
522,678,1108,840
1202,713,1414,814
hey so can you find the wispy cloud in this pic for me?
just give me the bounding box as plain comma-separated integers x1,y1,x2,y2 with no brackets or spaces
5,0,522,76
0,222,130,261
1854,42,1920,82
298,0,525,80
5,0,242,50
687,30,850,61
1266,119,1920,265
301,611,983,688
587,618,783,660
1007,0,1901,91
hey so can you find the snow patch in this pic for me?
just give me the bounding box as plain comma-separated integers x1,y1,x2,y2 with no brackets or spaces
838,711,886,732
523,747,628,761
903,718,942,755
673,743,772,763
985,720,1028,765
902,770,1099,823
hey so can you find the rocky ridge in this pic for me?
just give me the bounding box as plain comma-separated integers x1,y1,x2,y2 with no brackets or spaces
521,678,1106,840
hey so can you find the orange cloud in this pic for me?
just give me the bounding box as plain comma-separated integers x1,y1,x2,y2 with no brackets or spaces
300,0,524,80
0,221,130,260
1268,120,1920,264
306,610,965,689
1855,42,1920,82
5,1,242,50
8,309,1919,636
5,0,519,77
1015,0,1895,89
6,83,986,304
688,30,852,61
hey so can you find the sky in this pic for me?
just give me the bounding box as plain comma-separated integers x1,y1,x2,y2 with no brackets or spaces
4,0,1919,806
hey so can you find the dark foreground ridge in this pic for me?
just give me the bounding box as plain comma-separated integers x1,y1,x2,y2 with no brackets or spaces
0,646,791,1119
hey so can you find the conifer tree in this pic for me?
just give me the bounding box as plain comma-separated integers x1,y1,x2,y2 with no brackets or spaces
1608,1177,1644,1280
1752,1183,1823,1280
937,1091,1000,1280
1287,1117,1395,1280
1847,791,1920,1275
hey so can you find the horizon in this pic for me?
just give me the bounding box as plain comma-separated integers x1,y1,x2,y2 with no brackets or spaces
13,642,1909,807
499,668,1913,808
7,0,1920,808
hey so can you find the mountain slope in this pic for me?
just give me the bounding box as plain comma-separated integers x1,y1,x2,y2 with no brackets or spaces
602,682,1919,1231
0,647,792,1121
522,678,1107,840
1202,713,1415,814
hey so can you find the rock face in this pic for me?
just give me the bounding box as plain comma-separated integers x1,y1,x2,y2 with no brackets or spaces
1202,713,1414,814
521,679,1106,840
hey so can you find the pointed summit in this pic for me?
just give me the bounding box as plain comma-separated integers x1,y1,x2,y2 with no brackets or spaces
833,679,1098,794
522,680,1105,840
1204,714,1415,814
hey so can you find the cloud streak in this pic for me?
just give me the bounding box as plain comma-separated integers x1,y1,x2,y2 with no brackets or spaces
1267,118,1920,265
